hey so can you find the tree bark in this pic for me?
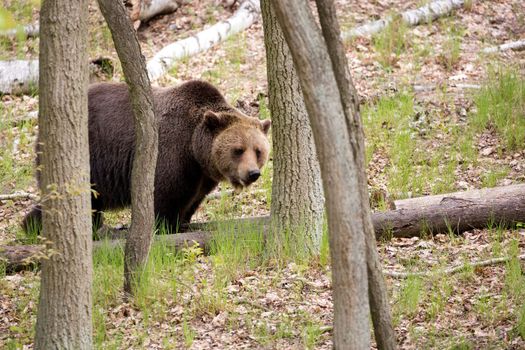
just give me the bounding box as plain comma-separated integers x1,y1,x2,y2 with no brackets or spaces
315,1,396,348
380,184,525,238
34,0,92,347
97,0,159,295
260,0,324,255
270,0,371,348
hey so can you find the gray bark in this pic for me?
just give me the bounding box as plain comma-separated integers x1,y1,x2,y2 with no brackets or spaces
34,0,93,347
261,0,324,255
97,0,159,294
270,0,371,347
315,1,396,348
381,184,525,237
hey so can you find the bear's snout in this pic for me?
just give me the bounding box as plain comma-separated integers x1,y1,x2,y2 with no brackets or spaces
246,169,261,184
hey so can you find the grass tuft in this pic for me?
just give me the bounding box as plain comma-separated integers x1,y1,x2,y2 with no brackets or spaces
473,67,525,150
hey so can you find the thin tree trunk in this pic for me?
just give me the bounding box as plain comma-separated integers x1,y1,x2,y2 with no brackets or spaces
34,0,92,347
271,0,371,348
261,0,324,255
315,1,396,348
97,0,159,295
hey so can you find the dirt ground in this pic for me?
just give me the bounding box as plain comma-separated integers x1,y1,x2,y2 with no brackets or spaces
1,0,525,349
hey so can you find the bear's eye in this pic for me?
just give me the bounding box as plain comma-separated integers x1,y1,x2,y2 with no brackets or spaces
255,149,261,159
233,148,244,157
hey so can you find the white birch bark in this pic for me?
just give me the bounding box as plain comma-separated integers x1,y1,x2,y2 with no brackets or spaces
343,0,464,40
139,0,181,22
0,60,39,95
147,0,260,81
483,39,525,53
0,24,39,38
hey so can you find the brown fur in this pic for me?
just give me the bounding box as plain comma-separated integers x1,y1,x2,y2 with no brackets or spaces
23,80,271,233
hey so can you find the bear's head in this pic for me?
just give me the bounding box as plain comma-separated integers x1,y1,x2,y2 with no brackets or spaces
200,110,271,190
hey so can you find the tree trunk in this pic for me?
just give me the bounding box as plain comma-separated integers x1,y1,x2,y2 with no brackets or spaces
97,0,159,295
315,1,396,348
34,0,92,347
260,0,324,255
270,0,371,348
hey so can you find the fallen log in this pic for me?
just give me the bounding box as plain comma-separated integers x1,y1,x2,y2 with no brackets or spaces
146,0,260,81
0,24,39,38
3,184,525,271
376,184,525,238
482,39,525,54
0,58,114,95
0,60,39,95
1,231,210,272
343,0,464,40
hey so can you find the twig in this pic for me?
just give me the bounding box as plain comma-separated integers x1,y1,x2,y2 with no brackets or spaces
383,254,525,279
483,39,525,54
0,191,38,201
319,325,333,333
235,298,271,312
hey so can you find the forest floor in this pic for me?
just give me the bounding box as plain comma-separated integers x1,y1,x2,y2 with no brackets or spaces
1,0,525,349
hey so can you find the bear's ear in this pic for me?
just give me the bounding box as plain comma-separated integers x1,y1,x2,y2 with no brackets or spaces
204,111,224,131
261,119,271,135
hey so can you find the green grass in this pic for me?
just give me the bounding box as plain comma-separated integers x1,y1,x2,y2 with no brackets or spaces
472,67,525,150
0,105,37,193
437,24,464,70
372,13,409,68
362,92,457,198
396,276,424,318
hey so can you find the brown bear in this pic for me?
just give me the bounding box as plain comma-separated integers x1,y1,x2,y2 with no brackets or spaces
23,80,271,233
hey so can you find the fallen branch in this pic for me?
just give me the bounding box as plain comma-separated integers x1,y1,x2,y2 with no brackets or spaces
0,60,39,95
383,254,525,279
137,0,183,23
378,184,525,238
4,184,525,272
482,39,525,54
412,82,481,93
0,187,265,203
147,0,260,81
0,24,39,38
343,0,464,40
1,231,210,272
0,191,38,201
0,58,114,95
